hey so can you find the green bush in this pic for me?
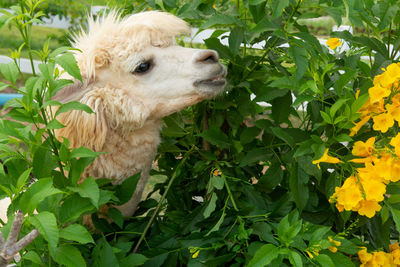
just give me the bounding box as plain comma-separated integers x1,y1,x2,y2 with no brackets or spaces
2,0,400,266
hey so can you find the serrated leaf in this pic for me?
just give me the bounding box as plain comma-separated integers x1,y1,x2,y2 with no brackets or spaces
59,224,94,244
29,212,59,253
271,127,295,148
320,111,332,124
68,177,99,208
248,244,279,267
59,194,94,223
23,251,42,264
115,173,141,205
20,178,63,214
70,147,100,159
198,127,230,148
55,101,93,117
16,167,32,191
0,62,19,84
52,245,86,267
55,53,82,82
120,253,148,266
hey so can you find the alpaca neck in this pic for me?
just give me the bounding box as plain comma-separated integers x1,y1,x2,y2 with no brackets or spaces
83,119,162,184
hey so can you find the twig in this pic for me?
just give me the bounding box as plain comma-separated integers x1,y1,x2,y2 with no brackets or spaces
0,211,39,267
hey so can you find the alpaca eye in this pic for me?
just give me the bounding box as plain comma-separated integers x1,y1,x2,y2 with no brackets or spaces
134,61,152,74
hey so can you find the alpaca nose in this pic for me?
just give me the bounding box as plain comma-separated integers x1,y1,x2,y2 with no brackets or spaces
194,50,219,64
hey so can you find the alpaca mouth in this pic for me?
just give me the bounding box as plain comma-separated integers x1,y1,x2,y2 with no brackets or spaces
194,69,227,88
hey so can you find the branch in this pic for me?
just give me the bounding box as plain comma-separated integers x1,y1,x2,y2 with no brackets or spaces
0,211,39,267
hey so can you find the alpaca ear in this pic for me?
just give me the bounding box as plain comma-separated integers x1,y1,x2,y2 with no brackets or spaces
55,93,107,151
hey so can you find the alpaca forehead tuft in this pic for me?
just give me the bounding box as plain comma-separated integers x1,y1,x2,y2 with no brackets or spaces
72,10,190,54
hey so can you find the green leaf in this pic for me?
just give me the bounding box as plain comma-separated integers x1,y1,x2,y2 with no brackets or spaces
271,92,292,123
115,173,141,204
289,250,303,267
120,254,149,266
46,119,65,129
55,53,82,82
108,208,124,228
16,167,32,191
315,254,334,267
240,148,270,167
271,0,289,19
198,127,230,148
20,178,62,214
211,176,224,190
271,127,296,148
206,212,226,236
68,177,100,208
69,157,96,185
59,224,94,244
52,245,86,267
289,164,309,211
229,27,244,55
320,111,332,124
33,147,57,178
23,251,42,264
0,62,19,84
93,238,120,267
59,194,94,223
248,244,279,267
330,99,348,118
202,14,242,28
55,101,93,117
289,44,308,80
29,212,59,253
203,192,218,218
70,147,100,159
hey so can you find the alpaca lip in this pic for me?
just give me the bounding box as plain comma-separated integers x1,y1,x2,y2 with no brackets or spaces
194,74,227,88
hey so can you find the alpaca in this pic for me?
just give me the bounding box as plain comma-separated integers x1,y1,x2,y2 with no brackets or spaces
53,11,227,217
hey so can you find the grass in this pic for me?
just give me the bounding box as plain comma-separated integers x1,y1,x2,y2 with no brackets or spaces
0,24,68,59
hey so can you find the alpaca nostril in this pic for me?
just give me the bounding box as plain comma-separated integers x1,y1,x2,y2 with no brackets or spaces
195,50,219,64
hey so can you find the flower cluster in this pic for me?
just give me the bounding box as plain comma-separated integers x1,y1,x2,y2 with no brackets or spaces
314,63,400,218
351,63,400,136
328,135,400,217
358,242,400,266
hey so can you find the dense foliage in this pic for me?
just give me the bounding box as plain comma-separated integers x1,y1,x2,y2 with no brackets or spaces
1,0,400,266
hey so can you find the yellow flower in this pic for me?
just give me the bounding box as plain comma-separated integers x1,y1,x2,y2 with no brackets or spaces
357,199,382,218
390,242,400,252
372,112,394,133
381,63,400,88
326,38,341,50
312,148,342,169
368,84,390,103
328,246,338,253
192,250,200,259
352,137,375,157
213,169,222,176
358,247,373,263
385,102,400,122
336,176,363,210
390,133,400,157
305,250,314,259
350,115,371,136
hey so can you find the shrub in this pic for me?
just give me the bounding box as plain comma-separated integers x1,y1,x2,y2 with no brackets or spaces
1,0,400,266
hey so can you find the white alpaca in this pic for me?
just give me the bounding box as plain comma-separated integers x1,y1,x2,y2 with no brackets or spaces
52,11,227,217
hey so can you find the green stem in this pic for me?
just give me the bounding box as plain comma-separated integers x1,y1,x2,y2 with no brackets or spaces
223,175,239,211
133,146,195,253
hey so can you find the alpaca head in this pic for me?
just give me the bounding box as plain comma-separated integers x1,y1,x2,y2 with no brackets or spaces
54,11,227,150
63,11,227,119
